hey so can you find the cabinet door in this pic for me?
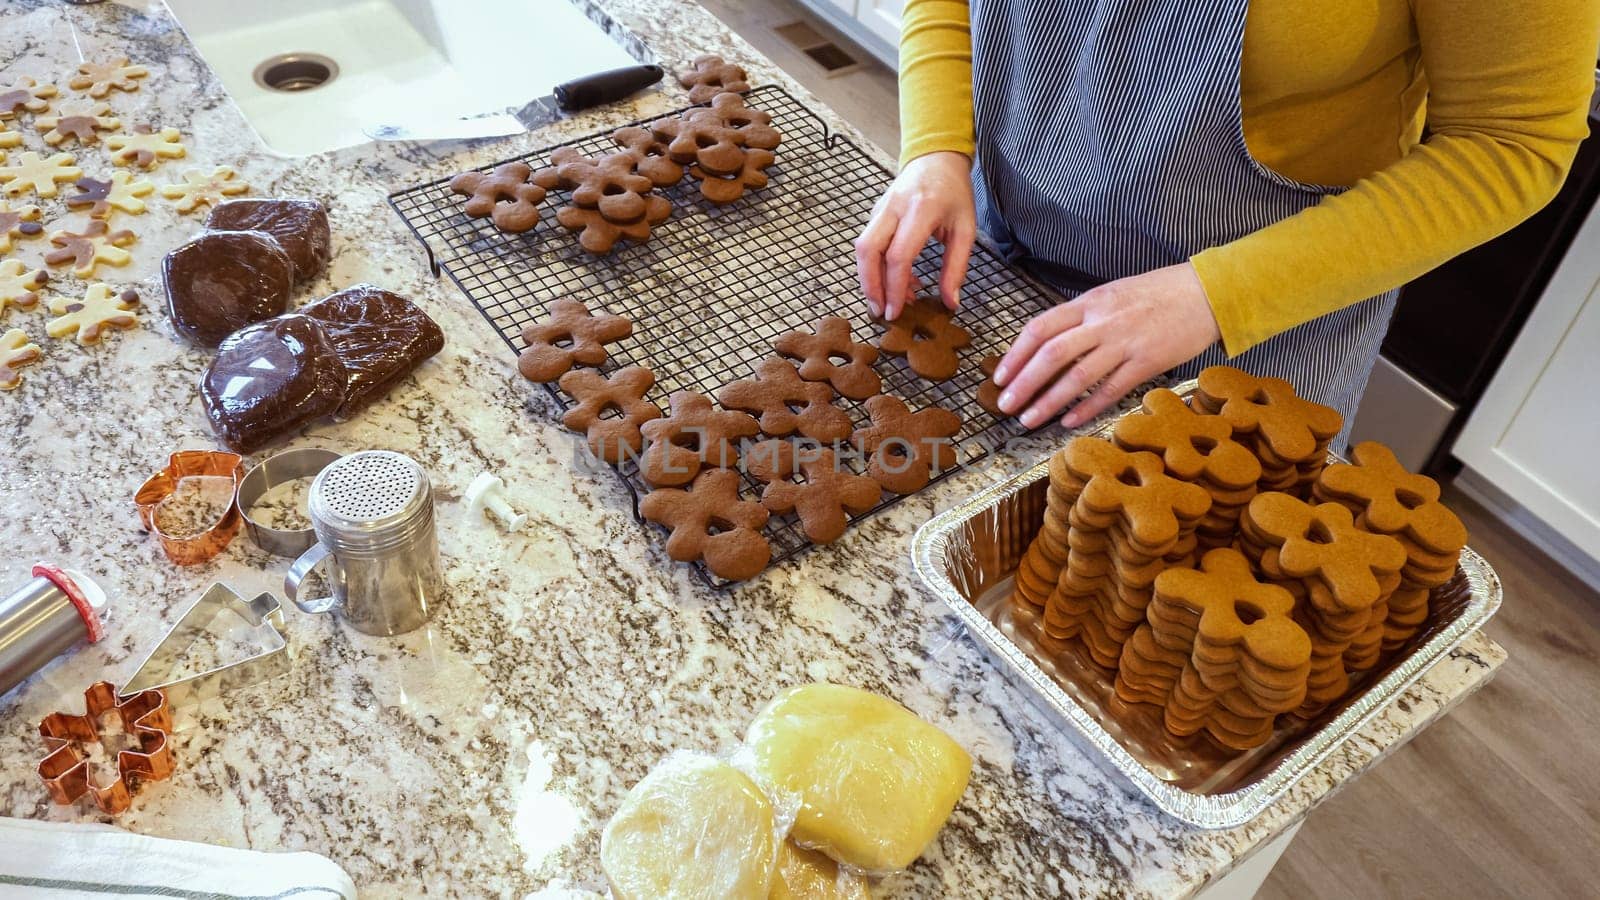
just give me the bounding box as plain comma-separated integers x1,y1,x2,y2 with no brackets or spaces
1454,204,1600,562
857,0,905,48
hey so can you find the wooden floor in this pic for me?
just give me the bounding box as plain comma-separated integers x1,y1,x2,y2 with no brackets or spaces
702,5,1600,894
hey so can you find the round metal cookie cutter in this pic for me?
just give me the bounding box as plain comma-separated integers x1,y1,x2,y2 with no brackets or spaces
235,448,343,557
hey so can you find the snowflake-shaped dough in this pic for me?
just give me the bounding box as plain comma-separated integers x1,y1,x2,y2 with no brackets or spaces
68,58,149,98
66,172,154,218
45,220,137,278
0,328,42,390
0,151,82,200
160,165,248,213
0,199,44,252
106,125,185,170
0,259,48,315
0,77,57,120
37,97,120,146
46,283,139,345
0,126,19,149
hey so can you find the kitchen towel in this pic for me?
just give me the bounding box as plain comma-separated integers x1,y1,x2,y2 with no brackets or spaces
0,817,357,899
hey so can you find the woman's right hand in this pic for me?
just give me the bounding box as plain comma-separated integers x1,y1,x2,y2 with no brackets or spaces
854,150,976,320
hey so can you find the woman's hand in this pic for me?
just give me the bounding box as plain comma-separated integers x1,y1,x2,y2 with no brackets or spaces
855,151,976,319
994,262,1221,429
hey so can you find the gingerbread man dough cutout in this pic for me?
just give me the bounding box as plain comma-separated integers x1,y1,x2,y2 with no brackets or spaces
66,172,155,218
772,315,881,400
517,299,633,382
68,58,149,98
851,395,963,494
557,366,664,464
45,220,137,278
745,440,880,544
0,199,44,252
0,259,48,315
876,295,972,381
160,166,249,213
46,284,140,345
106,125,186,170
37,97,120,146
0,151,82,200
0,328,42,390
639,468,771,581
0,77,57,120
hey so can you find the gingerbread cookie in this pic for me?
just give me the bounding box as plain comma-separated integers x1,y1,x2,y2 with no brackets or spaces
106,125,186,169
450,161,547,233
0,199,43,252
36,97,119,146
0,259,48,315
45,220,136,278
851,394,962,494
0,328,41,390
1314,442,1467,558
68,58,149,98
677,54,751,104
651,113,747,175
772,315,881,400
66,172,154,218
556,202,671,255
746,440,879,543
1113,389,1260,490
538,147,654,216
689,147,774,205
700,92,781,150
558,366,664,464
976,356,1005,416
0,151,81,199
516,299,633,382
46,284,139,345
160,165,249,213
638,391,760,487
0,77,56,120
716,357,851,442
610,125,685,188
876,295,972,381
1195,365,1342,493
640,468,771,580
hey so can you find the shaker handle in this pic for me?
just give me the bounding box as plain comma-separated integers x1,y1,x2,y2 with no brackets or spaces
284,543,338,615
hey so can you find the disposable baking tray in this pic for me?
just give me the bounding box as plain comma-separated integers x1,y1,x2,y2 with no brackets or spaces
909,380,1503,828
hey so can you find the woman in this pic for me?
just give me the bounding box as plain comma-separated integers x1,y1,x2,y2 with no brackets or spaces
856,0,1599,441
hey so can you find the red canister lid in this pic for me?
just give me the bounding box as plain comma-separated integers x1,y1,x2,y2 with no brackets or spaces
31,563,104,643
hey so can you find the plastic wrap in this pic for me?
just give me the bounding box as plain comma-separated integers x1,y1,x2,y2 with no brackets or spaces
200,315,345,454
299,284,444,420
600,751,788,900
205,198,331,283
745,683,972,875
162,230,294,346
770,839,872,900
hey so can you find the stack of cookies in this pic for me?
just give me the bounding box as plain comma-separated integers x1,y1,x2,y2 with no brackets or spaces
1312,442,1468,651
648,91,780,206
1115,548,1312,750
1036,437,1212,670
1236,492,1407,714
1193,367,1343,496
1111,387,1262,551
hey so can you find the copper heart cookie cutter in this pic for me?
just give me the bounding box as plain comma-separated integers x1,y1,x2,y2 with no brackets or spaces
133,450,245,565
37,681,174,815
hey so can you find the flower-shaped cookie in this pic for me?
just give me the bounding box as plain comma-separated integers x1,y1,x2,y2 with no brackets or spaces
0,151,82,199
47,283,140,345
160,165,248,213
66,172,155,218
875,295,972,382
676,54,751,104
0,76,57,120
106,124,186,169
37,97,120,146
68,57,150,98
37,681,174,814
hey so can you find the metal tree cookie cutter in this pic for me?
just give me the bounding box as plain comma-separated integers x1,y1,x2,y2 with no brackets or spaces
235,448,344,557
37,681,174,815
121,583,291,707
133,450,246,565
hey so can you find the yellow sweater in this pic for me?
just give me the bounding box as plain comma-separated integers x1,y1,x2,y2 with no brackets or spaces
899,0,1600,355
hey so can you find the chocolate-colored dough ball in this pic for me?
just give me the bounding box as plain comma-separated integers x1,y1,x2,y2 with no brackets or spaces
201,315,346,454
205,198,331,283
162,230,294,347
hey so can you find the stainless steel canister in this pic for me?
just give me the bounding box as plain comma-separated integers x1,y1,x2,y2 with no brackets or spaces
284,451,441,636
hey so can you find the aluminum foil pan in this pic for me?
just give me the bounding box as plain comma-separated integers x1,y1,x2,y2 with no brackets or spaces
910,380,1503,829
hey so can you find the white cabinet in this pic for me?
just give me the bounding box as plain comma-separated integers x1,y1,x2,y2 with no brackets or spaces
856,0,905,48
1453,200,1600,572
794,0,900,69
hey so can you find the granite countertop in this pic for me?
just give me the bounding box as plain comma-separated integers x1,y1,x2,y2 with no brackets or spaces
0,0,1506,897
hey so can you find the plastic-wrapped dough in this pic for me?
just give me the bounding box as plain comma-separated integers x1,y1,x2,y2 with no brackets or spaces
770,838,872,900
746,684,971,874
601,752,781,900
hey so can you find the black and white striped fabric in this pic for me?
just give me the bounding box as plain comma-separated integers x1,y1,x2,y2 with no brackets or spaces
967,0,1397,443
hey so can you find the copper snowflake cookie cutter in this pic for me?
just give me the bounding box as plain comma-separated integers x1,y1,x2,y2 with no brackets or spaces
37,681,174,814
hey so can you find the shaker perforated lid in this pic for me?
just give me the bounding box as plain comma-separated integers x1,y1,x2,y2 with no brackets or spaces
308,450,431,536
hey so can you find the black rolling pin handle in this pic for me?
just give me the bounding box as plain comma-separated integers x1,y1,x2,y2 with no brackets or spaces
552,64,665,112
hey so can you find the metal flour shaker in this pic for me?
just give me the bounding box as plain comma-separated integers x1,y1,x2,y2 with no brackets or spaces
285,451,441,636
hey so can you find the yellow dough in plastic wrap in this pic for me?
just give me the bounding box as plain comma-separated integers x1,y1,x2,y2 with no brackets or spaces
746,683,972,873
601,753,780,900
770,838,872,899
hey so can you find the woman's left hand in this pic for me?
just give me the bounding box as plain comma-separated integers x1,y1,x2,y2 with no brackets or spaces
993,262,1221,428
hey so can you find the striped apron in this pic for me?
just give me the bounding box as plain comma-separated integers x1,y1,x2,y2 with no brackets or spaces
968,0,1398,446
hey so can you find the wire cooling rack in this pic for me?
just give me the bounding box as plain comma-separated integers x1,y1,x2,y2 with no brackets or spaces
389,85,1068,587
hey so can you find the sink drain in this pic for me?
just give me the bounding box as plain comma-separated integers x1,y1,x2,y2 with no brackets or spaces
253,53,339,93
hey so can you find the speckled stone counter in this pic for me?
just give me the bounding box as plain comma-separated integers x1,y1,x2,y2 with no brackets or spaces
0,1,1505,897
